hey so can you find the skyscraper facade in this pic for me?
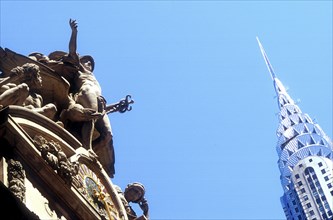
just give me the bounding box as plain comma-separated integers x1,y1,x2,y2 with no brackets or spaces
257,38,333,220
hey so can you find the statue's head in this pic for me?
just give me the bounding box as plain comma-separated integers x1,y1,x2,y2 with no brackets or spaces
80,55,95,72
124,182,145,203
23,63,42,89
11,63,42,89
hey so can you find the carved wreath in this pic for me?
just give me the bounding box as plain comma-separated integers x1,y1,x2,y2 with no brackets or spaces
33,135,79,185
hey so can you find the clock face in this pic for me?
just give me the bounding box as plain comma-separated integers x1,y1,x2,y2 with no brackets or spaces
75,163,120,219
78,164,105,204
85,177,99,201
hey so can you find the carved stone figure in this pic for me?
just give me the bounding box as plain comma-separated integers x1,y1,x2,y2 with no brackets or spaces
0,63,57,120
0,47,73,121
66,19,113,158
0,64,42,107
115,183,149,220
28,19,116,176
0,19,134,178
0,19,146,220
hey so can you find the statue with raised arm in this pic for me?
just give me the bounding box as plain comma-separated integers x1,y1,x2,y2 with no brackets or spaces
30,19,120,176
53,19,109,151
26,19,134,177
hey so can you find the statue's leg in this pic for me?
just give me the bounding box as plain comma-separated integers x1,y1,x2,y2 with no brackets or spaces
92,115,115,175
30,103,58,120
81,120,94,150
92,115,113,151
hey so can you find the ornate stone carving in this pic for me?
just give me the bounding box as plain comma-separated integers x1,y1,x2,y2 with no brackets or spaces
26,19,133,177
7,159,26,202
33,135,79,184
0,18,148,219
0,19,135,178
0,63,57,120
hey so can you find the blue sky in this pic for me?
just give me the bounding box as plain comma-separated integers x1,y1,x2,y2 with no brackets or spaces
1,1,332,219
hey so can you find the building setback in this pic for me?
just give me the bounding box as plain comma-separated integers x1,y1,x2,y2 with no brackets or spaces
257,38,333,220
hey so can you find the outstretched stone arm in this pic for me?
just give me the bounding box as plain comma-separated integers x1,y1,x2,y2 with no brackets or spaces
68,19,80,66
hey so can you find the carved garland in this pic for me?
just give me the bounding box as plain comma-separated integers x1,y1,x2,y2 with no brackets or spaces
7,159,26,202
33,135,79,185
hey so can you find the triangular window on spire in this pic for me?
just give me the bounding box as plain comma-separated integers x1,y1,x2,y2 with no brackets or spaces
327,153,332,160
317,149,323,156
298,140,305,149
308,150,313,156
303,126,309,134
287,149,294,156
279,97,285,105
312,127,317,134
309,136,316,145
304,114,313,123
319,139,325,145
293,128,300,136
296,116,304,123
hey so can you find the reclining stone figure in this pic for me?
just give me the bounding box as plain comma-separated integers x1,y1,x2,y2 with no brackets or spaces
0,63,57,120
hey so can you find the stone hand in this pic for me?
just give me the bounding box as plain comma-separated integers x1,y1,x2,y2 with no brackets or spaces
69,19,78,32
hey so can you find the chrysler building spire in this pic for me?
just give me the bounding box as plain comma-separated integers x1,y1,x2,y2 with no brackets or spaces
257,38,333,220
256,37,295,109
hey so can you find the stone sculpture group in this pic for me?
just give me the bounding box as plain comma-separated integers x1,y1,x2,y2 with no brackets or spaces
0,19,148,220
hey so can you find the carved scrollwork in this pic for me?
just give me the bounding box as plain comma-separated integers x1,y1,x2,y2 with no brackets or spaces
7,159,26,202
33,135,79,185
